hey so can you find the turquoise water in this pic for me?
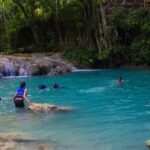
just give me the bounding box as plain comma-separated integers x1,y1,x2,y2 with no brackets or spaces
0,69,150,150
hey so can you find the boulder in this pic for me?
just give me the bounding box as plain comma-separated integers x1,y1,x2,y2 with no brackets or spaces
28,103,73,112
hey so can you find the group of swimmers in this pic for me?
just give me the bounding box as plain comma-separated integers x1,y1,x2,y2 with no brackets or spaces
38,83,60,90
13,82,60,108
13,76,124,109
13,82,71,111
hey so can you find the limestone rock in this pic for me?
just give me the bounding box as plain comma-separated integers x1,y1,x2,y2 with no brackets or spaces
28,103,73,112
0,53,74,77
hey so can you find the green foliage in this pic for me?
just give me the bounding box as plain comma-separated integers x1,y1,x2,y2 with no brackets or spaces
107,8,150,66
131,39,150,65
64,47,97,68
98,45,126,67
0,0,150,68
98,50,109,60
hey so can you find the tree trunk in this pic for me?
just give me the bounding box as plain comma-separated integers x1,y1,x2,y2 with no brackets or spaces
13,0,40,45
55,0,63,45
100,4,111,49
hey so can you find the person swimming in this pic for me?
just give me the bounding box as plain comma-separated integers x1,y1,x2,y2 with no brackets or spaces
13,82,31,108
38,84,47,90
13,82,70,112
52,83,60,89
118,77,124,85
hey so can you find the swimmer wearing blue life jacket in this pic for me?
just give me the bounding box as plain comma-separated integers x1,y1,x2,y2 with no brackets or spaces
13,82,31,108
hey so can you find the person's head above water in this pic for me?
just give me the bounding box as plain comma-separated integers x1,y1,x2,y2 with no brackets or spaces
52,83,59,89
20,82,26,88
38,84,47,90
119,77,122,80
118,77,124,84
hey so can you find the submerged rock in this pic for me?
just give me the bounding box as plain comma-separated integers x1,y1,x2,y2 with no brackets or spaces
146,140,150,149
0,137,16,150
0,133,53,150
0,53,74,77
28,103,73,112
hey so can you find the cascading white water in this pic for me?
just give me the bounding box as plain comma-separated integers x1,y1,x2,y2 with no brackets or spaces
71,66,79,72
0,55,73,77
71,66,100,72
19,67,28,76
4,63,16,76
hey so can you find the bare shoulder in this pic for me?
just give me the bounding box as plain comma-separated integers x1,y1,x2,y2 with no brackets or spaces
24,88,28,93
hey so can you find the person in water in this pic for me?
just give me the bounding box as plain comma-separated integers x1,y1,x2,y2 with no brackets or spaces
52,83,60,89
118,77,124,85
38,84,47,90
13,82,31,108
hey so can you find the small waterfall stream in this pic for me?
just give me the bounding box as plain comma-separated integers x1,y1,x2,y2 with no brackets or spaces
71,66,79,72
0,55,74,77
19,66,28,76
4,63,16,76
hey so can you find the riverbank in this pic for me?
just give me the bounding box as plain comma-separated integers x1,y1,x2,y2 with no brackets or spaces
0,53,75,77
1,53,150,77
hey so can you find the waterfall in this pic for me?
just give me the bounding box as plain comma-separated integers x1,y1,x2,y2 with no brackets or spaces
0,54,74,77
19,67,28,76
71,66,79,72
4,63,16,76
71,66,100,72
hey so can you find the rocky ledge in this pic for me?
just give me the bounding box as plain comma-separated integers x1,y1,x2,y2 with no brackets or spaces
0,53,75,77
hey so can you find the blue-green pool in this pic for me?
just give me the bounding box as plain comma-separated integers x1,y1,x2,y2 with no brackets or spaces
0,69,150,150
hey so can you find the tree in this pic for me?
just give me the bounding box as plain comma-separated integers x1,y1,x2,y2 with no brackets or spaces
12,0,40,44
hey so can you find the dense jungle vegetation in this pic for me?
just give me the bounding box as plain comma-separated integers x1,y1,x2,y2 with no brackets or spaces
0,0,150,68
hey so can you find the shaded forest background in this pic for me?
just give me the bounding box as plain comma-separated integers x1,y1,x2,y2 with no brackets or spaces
0,0,150,68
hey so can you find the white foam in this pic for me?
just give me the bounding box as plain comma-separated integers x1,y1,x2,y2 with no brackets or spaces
3,76,28,79
71,68,102,72
80,87,106,93
144,104,150,107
